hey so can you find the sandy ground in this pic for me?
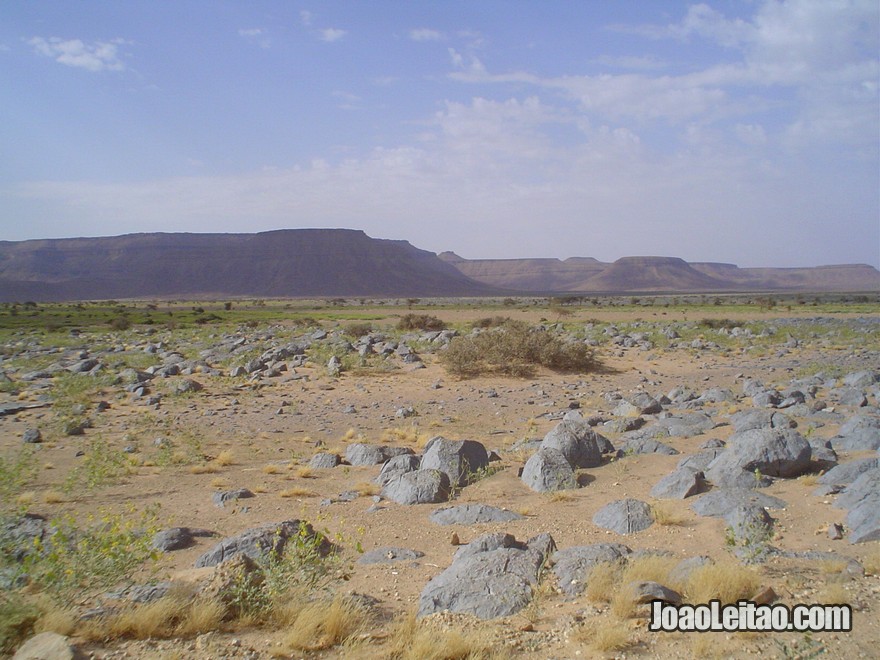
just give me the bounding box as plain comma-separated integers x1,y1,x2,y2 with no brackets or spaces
2,310,879,659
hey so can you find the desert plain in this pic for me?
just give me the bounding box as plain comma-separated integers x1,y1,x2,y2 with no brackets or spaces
1,295,879,659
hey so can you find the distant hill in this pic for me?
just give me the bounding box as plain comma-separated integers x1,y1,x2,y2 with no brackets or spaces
0,229,499,302
1,229,877,302
441,254,880,293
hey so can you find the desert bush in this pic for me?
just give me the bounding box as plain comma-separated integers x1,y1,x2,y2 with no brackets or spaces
442,320,596,378
109,315,131,331
0,447,37,510
396,314,446,331
344,322,373,337
0,592,40,654
472,316,511,328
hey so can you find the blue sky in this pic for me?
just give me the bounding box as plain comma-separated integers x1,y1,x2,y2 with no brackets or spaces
2,1,878,268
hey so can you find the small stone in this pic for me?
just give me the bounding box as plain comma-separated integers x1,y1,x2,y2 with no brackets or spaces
828,523,844,540
451,532,460,546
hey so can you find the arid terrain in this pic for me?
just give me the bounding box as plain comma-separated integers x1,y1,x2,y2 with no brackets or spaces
1,296,879,659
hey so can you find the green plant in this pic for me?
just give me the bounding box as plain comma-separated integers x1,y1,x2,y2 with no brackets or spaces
64,437,134,491
0,448,38,510
20,505,161,596
227,522,342,620
0,592,40,654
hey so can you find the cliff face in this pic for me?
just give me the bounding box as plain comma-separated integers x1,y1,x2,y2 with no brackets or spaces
0,229,498,301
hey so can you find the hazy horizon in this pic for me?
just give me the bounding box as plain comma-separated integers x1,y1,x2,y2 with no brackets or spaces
2,1,878,268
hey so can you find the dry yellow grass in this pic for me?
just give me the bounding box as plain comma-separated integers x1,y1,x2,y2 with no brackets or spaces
189,463,219,474
548,490,575,503
214,450,235,466
651,501,687,526
574,621,633,653
280,486,315,498
863,545,880,576
685,562,761,605
585,561,622,603
262,463,282,474
798,473,820,486
177,598,226,636
43,490,65,504
818,583,850,604
16,491,35,506
384,612,499,660
355,481,380,497
280,596,370,653
620,554,679,588
296,466,315,479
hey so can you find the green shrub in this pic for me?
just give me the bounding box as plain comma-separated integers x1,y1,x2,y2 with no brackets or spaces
396,314,445,331
344,322,373,338
0,592,39,654
442,320,596,378
471,316,511,329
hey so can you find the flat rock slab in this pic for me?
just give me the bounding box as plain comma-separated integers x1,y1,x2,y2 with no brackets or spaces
831,415,880,451
212,489,254,508
691,488,787,518
818,458,879,487
551,543,632,596
12,632,80,660
194,520,327,568
618,437,679,457
593,499,654,535
376,454,421,486
151,527,216,552
358,547,425,564
430,504,524,526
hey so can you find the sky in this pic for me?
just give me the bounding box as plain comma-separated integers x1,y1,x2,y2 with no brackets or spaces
2,1,878,268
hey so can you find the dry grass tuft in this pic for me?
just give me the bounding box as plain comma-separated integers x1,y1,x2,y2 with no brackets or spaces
177,598,226,636
16,491,35,507
43,490,65,504
548,491,575,503
620,554,679,589
384,612,498,660
279,596,370,653
355,481,380,497
817,583,850,605
574,621,633,652
189,463,219,475
295,466,315,479
214,450,235,466
685,562,761,605
863,545,880,576
798,473,820,486
651,501,687,526
585,561,623,603
280,487,315,498
262,464,282,474
380,426,430,447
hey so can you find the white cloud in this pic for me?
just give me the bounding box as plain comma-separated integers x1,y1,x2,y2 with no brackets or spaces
300,10,313,27
238,28,271,49
409,28,443,42
320,28,347,43
28,36,128,72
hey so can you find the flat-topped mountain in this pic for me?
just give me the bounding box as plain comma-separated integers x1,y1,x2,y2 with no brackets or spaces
441,253,880,293
1,229,877,301
0,229,498,302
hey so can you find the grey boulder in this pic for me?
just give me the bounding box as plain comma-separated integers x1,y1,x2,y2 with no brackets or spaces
381,469,450,505
593,499,654,535
430,504,524,526
521,447,577,493
420,437,489,487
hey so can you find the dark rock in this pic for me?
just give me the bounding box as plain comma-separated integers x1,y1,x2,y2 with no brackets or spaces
358,547,424,564
345,443,388,466
376,454,421,486
691,488,787,518
212,488,254,508
521,447,577,493
650,467,706,499
381,469,450,505
818,458,879,487
194,520,328,567
551,543,631,596
592,499,654,535
830,415,880,451
705,428,811,487
617,437,679,457
430,504,524,526
22,428,42,444
627,580,683,605
309,452,341,469
420,437,489,487
453,532,523,561
541,418,605,468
